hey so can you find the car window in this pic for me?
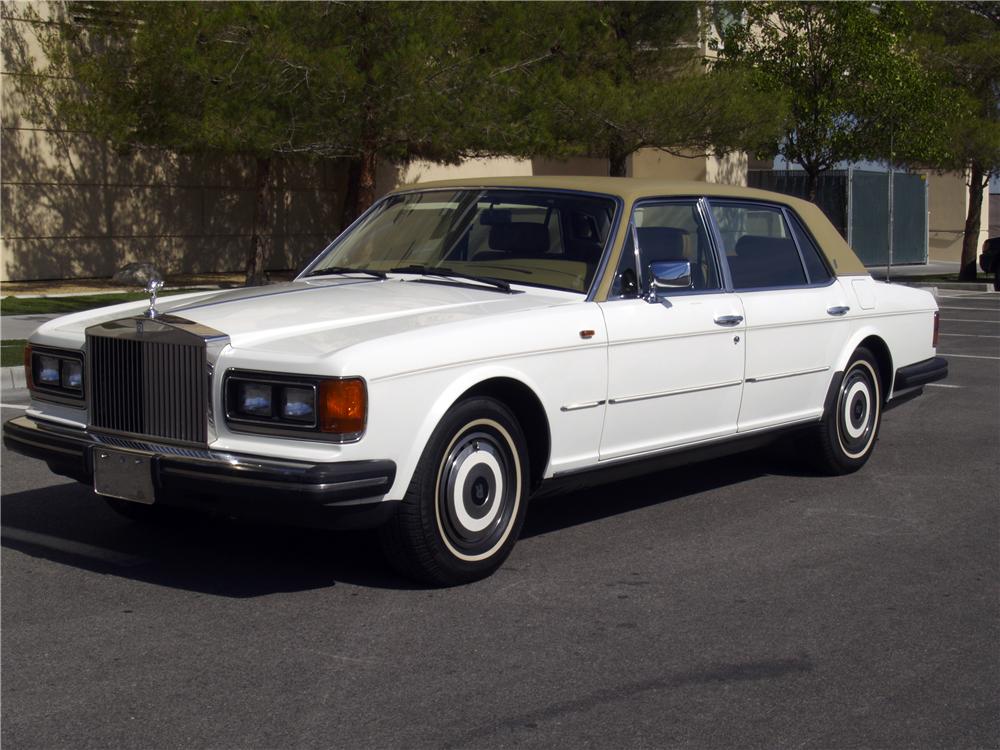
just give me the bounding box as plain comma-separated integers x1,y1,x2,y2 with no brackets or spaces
310,189,617,294
787,212,833,284
710,203,807,289
610,200,721,298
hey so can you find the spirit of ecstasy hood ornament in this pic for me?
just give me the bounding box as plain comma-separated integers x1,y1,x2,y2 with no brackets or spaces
144,278,164,319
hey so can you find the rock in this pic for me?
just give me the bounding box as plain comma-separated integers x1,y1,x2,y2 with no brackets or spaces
112,262,164,287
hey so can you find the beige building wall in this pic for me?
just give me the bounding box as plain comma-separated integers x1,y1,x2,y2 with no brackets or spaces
924,171,991,262
1,3,348,282
629,148,748,186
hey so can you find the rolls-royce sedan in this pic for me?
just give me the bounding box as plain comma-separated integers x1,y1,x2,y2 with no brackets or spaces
4,177,948,585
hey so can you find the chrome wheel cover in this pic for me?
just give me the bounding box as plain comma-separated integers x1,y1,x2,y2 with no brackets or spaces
836,360,880,460
434,418,522,562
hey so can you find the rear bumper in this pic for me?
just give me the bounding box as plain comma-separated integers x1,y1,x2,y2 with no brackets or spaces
2,415,398,529
893,356,948,393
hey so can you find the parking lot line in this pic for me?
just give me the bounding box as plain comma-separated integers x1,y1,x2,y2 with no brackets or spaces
940,319,1000,324
937,306,1000,312
927,383,963,388
939,333,1000,339
1,527,148,567
939,353,1000,360
0,403,27,410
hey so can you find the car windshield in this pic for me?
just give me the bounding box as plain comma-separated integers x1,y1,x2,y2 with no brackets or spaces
305,189,619,294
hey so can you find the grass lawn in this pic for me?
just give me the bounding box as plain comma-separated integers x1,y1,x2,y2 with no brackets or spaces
1,339,26,368
0,288,210,316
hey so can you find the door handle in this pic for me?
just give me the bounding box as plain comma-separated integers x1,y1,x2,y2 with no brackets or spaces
827,306,850,316
714,315,744,327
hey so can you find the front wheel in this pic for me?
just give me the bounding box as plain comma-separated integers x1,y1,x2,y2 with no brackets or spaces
380,397,529,586
810,348,883,475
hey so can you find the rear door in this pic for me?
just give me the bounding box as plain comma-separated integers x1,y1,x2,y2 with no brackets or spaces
707,200,851,432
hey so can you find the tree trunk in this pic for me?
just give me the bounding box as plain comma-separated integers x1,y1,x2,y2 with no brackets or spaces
804,167,819,203
245,156,272,286
608,136,629,177
958,161,986,282
341,157,362,228
356,139,378,215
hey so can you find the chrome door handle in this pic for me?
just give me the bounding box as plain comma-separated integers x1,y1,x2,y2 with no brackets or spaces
827,306,850,316
714,315,744,327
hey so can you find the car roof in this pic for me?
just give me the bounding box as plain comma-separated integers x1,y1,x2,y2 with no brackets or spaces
391,176,868,277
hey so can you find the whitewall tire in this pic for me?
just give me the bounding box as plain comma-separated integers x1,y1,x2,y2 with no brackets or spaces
380,397,529,586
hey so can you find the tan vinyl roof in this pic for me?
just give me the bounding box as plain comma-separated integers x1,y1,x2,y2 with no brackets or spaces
393,176,868,284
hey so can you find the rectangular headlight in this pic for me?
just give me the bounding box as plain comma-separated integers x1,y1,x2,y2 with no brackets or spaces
224,371,365,441
28,346,85,402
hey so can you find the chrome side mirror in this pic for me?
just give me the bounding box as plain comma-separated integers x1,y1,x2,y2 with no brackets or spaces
645,260,692,304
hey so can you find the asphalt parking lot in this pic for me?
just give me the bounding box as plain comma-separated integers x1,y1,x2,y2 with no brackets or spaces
2,289,998,749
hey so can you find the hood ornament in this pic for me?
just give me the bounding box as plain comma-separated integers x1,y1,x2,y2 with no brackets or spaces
144,278,164,319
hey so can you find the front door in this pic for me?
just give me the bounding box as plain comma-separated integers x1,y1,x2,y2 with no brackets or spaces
598,199,746,461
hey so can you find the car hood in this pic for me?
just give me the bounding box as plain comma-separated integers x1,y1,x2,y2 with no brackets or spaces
38,278,576,355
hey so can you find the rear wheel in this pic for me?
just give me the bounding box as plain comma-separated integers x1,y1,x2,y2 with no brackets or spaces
811,347,882,475
380,397,529,586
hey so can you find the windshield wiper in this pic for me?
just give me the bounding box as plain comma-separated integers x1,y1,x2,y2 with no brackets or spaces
306,266,387,280
390,265,513,293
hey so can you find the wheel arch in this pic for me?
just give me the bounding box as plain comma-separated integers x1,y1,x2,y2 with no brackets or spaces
834,330,893,402
461,377,551,492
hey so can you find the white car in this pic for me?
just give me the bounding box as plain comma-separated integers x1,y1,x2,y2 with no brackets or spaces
4,177,948,585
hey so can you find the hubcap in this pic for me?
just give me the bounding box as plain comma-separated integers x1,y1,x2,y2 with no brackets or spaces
837,361,879,459
436,422,520,560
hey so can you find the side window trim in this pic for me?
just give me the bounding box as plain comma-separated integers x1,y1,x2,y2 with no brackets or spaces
782,207,834,284
610,196,727,300
704,198,835,292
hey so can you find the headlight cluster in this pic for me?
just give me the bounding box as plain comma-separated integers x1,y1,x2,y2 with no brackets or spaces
224,371,367,441
26,345,85,402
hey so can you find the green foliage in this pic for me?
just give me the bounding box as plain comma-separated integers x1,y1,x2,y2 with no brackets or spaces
0,340,26,368
714,2,941,191
526,2,787,174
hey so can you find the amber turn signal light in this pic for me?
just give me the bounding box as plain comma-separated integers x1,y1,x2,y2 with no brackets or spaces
318,378,367,436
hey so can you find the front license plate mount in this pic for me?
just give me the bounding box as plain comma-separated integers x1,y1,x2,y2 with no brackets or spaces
93,447,156,505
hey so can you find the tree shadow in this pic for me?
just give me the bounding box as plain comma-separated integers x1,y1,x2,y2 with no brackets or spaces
1,446,814,596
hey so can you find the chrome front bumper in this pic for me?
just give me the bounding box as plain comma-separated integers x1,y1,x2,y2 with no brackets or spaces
2,415,398,529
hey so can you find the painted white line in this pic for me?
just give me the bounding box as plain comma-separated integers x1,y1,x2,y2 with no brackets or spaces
941,318,1000,324
938,306,1000,312
0,402,28,409
0,527,148,567
927,383,963,389
939,353,1000,361
939,333,1000,339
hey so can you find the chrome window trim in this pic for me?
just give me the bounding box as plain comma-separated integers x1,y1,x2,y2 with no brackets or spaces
704,198,839,292
296,186,625,299
606,196,728,301
222,368,368,444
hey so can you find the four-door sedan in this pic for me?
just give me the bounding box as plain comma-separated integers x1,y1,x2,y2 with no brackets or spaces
4,177,948,585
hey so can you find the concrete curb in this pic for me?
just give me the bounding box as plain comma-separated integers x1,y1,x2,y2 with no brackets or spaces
2,365,26,391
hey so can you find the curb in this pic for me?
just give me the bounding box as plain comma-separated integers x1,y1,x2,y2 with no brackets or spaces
897,281,995,292
1,365,26,390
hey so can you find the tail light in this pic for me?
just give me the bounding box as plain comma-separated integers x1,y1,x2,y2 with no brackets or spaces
932,311,940,348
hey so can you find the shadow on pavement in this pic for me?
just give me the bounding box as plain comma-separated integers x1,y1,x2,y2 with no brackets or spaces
1,448,809,597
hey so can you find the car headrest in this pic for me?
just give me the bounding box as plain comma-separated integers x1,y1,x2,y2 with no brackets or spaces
488,223,550,256
636,227,688,262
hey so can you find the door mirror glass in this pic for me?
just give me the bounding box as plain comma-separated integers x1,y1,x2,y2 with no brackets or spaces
649,260,692,291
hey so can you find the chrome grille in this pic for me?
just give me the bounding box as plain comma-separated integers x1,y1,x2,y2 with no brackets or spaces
88,333,208,444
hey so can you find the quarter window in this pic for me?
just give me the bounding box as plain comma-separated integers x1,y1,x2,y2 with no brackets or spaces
710,203,808,289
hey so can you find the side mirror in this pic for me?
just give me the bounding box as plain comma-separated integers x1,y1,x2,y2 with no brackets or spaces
646,260,691,304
